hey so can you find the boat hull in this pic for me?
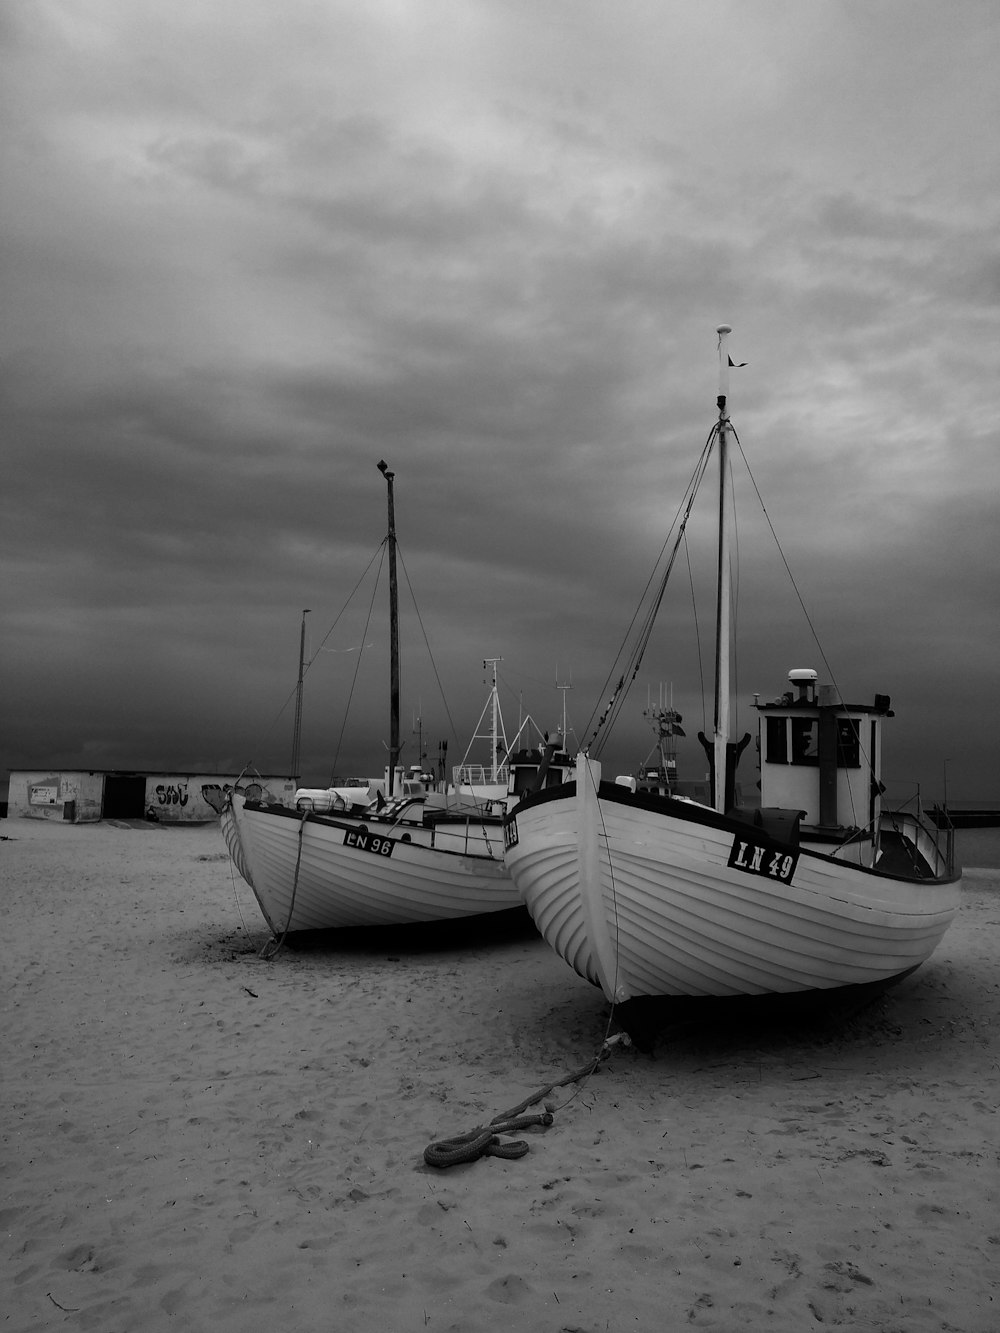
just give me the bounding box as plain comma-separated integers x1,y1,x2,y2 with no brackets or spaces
503,758,961,1001
222,795,516,934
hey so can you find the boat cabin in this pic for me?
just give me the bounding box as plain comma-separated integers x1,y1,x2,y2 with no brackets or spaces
507,745,574,804
754,668,892,836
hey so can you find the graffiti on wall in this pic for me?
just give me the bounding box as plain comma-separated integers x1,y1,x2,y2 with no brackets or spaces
155,783,189,807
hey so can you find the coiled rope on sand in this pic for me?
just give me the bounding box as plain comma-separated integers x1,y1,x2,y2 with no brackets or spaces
423,1111,555,1168
422,1037,628,1169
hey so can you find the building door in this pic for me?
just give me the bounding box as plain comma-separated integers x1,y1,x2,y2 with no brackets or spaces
102,775,147,818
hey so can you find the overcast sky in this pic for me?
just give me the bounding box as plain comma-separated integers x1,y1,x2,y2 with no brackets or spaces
3,0,998,804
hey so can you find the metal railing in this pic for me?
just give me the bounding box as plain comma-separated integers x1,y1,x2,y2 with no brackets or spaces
452,764,510,787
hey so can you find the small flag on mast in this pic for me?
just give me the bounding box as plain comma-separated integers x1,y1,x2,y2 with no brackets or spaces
728,355,747,367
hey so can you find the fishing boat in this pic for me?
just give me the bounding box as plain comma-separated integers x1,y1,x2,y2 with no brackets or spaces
451,657,573,811
631,687,689,798
503,327,961,1002
218,461,522,938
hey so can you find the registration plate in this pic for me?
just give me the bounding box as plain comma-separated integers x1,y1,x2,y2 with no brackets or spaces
727,835,798,884
344,828,395,858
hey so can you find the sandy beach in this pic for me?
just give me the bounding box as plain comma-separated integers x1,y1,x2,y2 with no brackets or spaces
3,817,997,1332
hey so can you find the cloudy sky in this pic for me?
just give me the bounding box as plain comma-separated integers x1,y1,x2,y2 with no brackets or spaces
3,0,998,804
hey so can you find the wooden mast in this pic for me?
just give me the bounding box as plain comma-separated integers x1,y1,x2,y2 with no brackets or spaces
712,325,733,813
485,657,502,782
377,460,400,795
290,607,310,779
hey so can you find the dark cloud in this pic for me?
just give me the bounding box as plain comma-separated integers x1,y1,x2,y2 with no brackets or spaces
2,0,998,806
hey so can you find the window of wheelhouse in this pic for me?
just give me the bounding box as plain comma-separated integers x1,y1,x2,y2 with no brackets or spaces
836,718,860,767
766,714,862,767
790,718,819,764
510,765,539,797
765,717,788,763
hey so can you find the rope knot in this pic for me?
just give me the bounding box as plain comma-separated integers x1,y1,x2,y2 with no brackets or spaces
423,1110,556,1169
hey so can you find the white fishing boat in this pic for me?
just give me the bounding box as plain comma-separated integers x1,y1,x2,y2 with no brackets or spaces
220,783,512,935
503,327,961,1003
451,657,573,812
218,461,520,938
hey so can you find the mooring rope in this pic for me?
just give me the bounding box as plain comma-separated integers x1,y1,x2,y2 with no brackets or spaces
422,1037,628,1169
260,807,309,960
423,1111,555,1168
226,854,255,940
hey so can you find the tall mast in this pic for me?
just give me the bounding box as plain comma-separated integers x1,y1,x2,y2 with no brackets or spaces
377,460,400,790
556,669,572,749
712,325,733,813
290,607,310,778
456,658,510,782
485,657,502,780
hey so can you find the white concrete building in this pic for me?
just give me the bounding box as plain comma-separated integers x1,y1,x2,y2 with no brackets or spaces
6,769,296,823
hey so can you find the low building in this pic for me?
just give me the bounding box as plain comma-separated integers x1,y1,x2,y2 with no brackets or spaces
6,769,297,824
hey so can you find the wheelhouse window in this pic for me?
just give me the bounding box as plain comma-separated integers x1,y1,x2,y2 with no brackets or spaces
765,714,862,767
836,718,860,768
765,717,788,763
790,718,819,764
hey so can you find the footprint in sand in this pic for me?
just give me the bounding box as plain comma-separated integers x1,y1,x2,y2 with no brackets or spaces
486,1272,533,1304
58,1245,99,1274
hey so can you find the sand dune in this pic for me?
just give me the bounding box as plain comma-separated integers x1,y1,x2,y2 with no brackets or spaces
3,818,997,1331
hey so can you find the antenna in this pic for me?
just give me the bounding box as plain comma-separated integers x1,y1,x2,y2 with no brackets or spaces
555,668,573,748
413,705,426,770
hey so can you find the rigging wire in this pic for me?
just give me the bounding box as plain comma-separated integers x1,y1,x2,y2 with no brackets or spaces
730,427,841,693
261,543,386,742
727,449,742,740
587,424,718,758
494,664,576,751
329,542,386,779
683,535,708,735
396,544,462,753
582,418,865,796
730,427,871,825
250,526,487,800
395,546,507,826
309,543,385,664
